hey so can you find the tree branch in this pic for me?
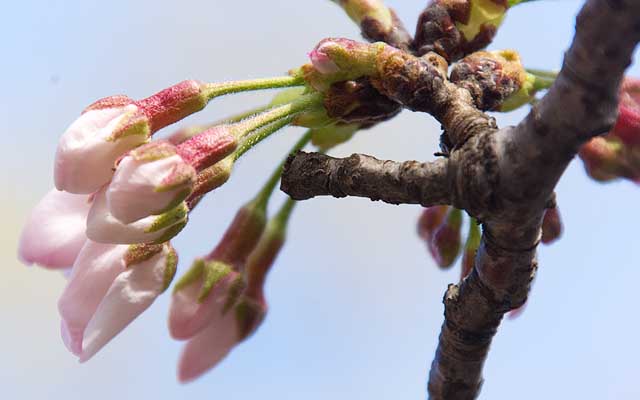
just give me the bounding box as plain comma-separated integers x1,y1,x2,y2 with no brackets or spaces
428,1,640,399
281,152,452,206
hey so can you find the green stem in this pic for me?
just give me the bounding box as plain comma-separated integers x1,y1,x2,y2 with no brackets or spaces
251,129,313,208
202,75,305,100
232,92,323,138
219,104,273,125
273,198,297,226
233,116,297,161
532,75,555,91
526,68,559,80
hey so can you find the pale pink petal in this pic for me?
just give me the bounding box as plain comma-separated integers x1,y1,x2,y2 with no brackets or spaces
107,153,194,223
86,188,187,244
54,105,149,194
177,312,239,383
18,189,91,269
79,244,175,362
58,241,128,355
309,44,340,74
168,272,238,340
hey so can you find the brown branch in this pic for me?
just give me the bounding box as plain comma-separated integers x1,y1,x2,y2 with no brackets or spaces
281,152,452,206
428,1,640,399
288,1,639,399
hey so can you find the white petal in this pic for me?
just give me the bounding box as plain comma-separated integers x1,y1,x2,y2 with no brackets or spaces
18,189,91,269
107,154,193,223
54,105,148,194
86,188,185,244
79,244,173,362
58,241,128,356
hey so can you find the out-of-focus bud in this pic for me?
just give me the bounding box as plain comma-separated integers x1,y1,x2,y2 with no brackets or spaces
107,141,196,223
18,189,91,269
460,218,481,280
55,81,210,194
169,259,241,340
304,38,386,91
612,77,640,147
578,137,625,182
417,205,449,242
414,0,511,62
431,207,463,269
59,240,177,360
330,0,412,49
86,187,188,245
541,206,562,245
450,49,526,111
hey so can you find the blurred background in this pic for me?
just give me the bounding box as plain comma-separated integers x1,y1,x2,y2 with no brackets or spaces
1,1,639,399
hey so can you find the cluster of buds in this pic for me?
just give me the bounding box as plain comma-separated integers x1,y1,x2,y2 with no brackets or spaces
18,68,330,363
414,0,527,62
169,181,297,381
417,202,562,282
579,77,640,184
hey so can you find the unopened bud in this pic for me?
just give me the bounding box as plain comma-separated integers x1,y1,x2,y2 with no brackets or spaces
578,137,624,182
305,38,386,91
431,208,463,269
612,77,640,147
450,49,526,111
107,141,196,223
176,125,238,171
55,80,210,194
86,187,188,244
541,206,562,245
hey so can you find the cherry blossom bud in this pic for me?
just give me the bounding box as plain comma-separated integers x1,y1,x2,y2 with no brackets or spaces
169,259,241,340
450,49,526,111
190,157,234,200
612,77,640,147
417,205,449,242
107,141,196,223
414,0,511,61
431,208,463,269
18,189,92,269
55,81,209,194
541,206,562,245
87,187,188,244
578,137,624,182
59,241,176,360
454,0,508,44
305,38,385,91
460,218,481,280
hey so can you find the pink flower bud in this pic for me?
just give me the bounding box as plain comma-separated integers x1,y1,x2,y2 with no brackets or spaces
55,103,150,194
417,205,449,242
309,42,341,74
55,81,209,194
430,208,463,269
59,241,176,360
169,260,241,340
579,137,623,182
176,301,242,383
541,206,562,245
86,187,188,244
18,189,92,269
612,77,640,146
107,141,196,223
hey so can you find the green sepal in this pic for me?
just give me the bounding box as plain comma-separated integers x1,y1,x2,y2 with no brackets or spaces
198,261,233,302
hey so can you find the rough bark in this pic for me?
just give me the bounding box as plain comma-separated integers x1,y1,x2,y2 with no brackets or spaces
281,152,451,206
286,0,640,399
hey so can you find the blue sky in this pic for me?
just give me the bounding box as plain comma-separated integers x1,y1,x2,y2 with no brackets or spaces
1,1,639,399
